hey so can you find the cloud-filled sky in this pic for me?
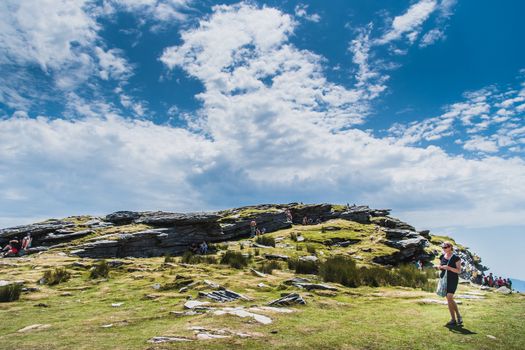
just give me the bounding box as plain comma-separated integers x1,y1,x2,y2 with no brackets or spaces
1,0,524,278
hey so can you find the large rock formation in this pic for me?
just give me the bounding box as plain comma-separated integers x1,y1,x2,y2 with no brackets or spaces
0,203,487,280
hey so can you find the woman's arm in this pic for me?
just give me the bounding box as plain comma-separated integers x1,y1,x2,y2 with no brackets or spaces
446,259,462,274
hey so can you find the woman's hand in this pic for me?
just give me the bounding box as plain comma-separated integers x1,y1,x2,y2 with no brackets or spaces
438,265,448,270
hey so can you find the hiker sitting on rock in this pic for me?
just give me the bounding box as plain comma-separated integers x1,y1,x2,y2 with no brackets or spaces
2,239,21,257
20,233,32,256
199,241,208,255
302,216,308,225
190,242,199,254
250,220,257,238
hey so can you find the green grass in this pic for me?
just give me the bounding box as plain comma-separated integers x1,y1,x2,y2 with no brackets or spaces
0,217,523,350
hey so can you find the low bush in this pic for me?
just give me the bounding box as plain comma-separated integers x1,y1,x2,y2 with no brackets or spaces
306,244,316,254
42,268,71,285
296,244,303,251
288,258,319,275
164,254,174,263
290,232,298,241
220,251,250,269
254,249,260,256
259,260,282,274
255,235,276,247
89,260,110,279
181,251,217,265
0,283,22,302
319,256,433,289
319,256,360,287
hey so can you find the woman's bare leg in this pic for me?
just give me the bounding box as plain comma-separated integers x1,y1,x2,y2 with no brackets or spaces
446,293,457,321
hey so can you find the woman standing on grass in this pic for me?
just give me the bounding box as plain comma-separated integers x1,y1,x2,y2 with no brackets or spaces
439,241,463,326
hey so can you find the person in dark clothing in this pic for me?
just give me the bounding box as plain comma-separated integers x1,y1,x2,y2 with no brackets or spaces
438,241,462,326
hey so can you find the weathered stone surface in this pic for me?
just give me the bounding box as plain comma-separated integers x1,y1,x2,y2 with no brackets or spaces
294,283,337,291
264,254,289,261
39,229,93,244
496,286,512,295
136,212,221,226
0,220,74,241
268,293,306,306
199,289,251,302
17,324,51,333
373,216,415,231
104,211,141,225
213,307,272,325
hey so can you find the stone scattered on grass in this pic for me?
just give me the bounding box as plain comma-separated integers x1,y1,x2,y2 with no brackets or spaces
417,299,463,305
17,324,51,333
487,335,497,340
496,286,512,295
148,336,192,343
456,294,485,300
249,306,294,314
111,302,123,307
268,293,306,306
184,300,211,310
264,254,289,261
101,324,113,328
250,268,267,278
213,307,272,325
199,289,251,302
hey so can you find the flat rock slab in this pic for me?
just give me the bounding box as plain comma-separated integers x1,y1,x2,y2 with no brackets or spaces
496,287,512,294
456,294,485,300
17,324,51,333
148,336,192,343
199,289,251,302
184,300,211,309
213,307,272,325
294,283,338,291
248,306,294,314
264,254,289,261
250,268,267,278
268,293,306,306
417,299,463,305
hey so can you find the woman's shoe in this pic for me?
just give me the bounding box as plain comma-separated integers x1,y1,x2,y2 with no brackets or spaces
445,319,457,326
457,315,463,325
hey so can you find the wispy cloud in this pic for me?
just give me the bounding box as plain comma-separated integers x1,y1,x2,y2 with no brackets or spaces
294,4,321,23
388,78,525,155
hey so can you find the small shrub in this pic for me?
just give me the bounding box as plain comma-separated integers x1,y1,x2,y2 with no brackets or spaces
42,268,71,285
220,251,250,269
319,256,360,288
164,254,174,263
306,244,316,254
0,283,22,302
254,248,260,256
255,235,275,247
290,232,298,241
296,244,303,251
259,260,281,274
181,251,217,265
89,260,110,279
288,258,319,274
240,243,244,250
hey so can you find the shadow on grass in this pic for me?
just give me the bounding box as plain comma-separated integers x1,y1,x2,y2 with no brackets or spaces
445,324,477,335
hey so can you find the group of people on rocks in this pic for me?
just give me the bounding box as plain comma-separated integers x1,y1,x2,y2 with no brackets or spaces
249,220,266,238
189,241,208,255
481,272,512,289
1,233,32,258
302,216,322,225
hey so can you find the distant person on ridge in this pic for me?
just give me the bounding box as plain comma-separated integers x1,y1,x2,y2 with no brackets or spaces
250,220,257,238
438,241,463,326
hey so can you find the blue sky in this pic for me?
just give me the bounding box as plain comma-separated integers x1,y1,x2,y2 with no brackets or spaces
1,0,524,279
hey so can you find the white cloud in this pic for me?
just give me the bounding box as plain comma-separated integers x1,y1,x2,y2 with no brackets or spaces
419,28,445,47
110,0,193,24
95,47,132,80
463,136,499,153
294,4,321,23
377,0,438,45
389,83,525,154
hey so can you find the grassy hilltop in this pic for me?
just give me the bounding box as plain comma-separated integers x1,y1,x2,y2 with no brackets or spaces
0,212,524,349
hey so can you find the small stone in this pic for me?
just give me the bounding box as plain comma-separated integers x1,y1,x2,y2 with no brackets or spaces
111,302,124,307
60,292,73,297
101,324,113,328
34,303,49,308
151,283,161,290
17,324,51,333
487,335,497,340
184,300,211,309
148,336,192,343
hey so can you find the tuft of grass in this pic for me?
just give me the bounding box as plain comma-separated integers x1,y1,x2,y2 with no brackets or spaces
288,258,319,275
89,260,110,279
0,283,22,302
306,244,317,254
255,235,276,247
220,250,250,269
296,244,303,251
180,251,217,265
254,248,260,256
42,268,71,286
163,254,174,263
290,232,298,241
259,260,282,274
